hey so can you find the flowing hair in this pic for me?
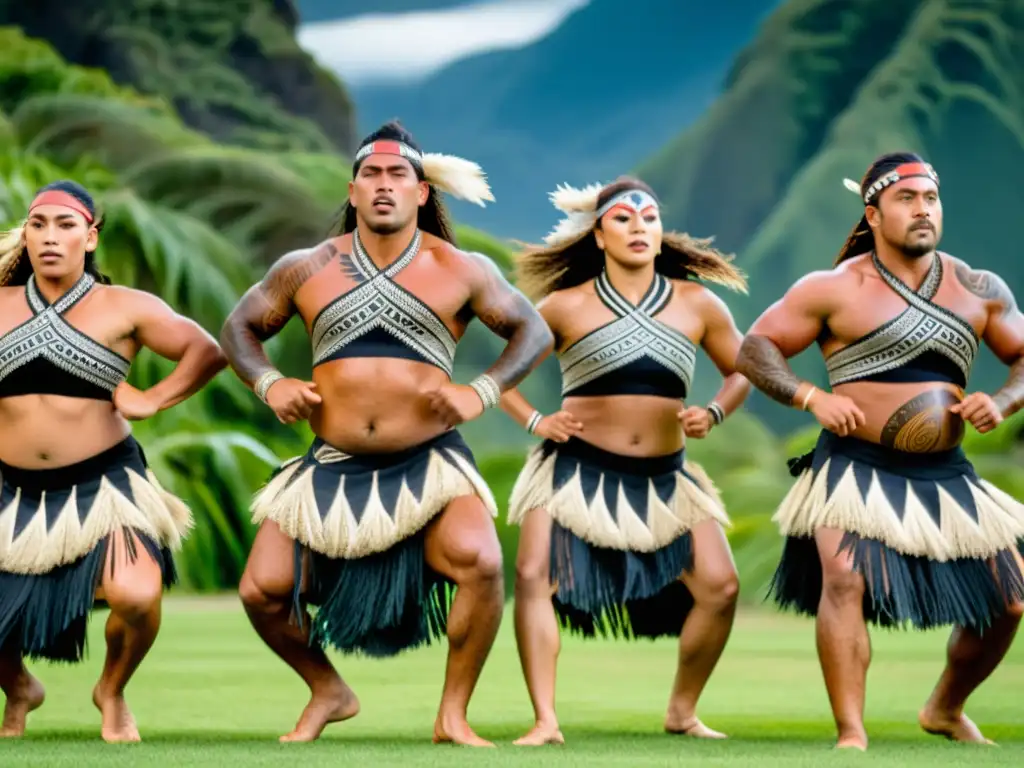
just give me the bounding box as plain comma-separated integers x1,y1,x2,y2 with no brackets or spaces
0,180,112,287
835,151,930,265
514,177,747,302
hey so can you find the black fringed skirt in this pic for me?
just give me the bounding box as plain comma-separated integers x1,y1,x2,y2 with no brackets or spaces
770,430,1024,631
508,436,731,640
0,436,190,662
250,429,498,658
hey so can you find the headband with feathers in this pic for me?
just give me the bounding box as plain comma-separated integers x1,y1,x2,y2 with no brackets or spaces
542,181,660,248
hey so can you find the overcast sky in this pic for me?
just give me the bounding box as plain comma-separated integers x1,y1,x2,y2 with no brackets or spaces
297,0,591,85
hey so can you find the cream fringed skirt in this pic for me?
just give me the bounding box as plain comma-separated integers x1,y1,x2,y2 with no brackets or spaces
251,429,497,658
770,430,1024,631
0,436,191,662
508,436,730,640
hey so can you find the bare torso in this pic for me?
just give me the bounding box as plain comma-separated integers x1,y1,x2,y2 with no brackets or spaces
549,278,710,458
0,284,139,468
293,234,476,453
819,253,987,452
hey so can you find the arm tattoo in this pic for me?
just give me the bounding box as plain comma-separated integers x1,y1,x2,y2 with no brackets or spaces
219,245,335,386
735,334,802,406
954,261,1018,317
468,254,554,390
993,357,1024,418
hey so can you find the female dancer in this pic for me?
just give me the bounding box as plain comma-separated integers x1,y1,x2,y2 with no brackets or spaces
501,177,750,745
0,180,226,742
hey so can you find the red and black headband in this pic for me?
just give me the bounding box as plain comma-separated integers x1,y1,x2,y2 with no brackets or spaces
860,162,939,206
28,190,94,223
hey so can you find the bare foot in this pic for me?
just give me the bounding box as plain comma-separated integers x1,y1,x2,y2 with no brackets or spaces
919,707,994,745
513,720,565,746
279,682,360,743
665,714,727,739
433,714,495,747
92,684,140,743
835,727,868,751
0,673,45,737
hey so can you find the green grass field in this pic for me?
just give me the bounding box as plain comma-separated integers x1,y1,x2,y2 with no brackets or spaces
2,597,1022,767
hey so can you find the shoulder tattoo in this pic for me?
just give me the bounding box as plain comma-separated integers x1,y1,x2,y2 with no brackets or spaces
954,260,1018,317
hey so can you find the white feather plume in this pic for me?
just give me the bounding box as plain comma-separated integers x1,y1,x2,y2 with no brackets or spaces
549,182,603,214
842,177,862,195
542,212,596,247
421,152,495,207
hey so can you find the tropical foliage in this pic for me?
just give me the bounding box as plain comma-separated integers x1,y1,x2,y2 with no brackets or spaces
2,24,1023,607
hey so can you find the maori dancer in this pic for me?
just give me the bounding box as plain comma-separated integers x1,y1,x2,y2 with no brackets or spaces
220,121,553,746
736,152,1024,750
500,177,750,745
0,180,225,741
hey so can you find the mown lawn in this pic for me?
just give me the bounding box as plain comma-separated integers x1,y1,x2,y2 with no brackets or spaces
2,596,1022,767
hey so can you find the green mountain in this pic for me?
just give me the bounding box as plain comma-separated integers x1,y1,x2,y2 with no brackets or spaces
638,0,1024,432
297,0,468,21
0,0,357,154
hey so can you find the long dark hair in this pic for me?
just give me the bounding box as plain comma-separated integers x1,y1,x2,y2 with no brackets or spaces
834,151,929,265
514,176,747,301
327,120,458,244
0,179,112,287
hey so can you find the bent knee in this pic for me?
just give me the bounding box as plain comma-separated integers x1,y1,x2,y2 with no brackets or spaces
695,569,740,611
238,568,293,612
105,576,162,623
471,538,504,584
821,569,865,605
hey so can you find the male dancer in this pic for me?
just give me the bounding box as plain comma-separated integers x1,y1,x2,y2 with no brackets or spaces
219,121,553,746
736,152,1024,750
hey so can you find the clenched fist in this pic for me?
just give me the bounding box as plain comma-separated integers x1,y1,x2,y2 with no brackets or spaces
265,378,321,424
113,382,159,421
428,383,485,427
807,391,866,437
950,392,1003,434
678,406,713,438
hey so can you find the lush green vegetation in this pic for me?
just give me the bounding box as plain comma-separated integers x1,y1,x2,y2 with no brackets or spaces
2,24,1022,603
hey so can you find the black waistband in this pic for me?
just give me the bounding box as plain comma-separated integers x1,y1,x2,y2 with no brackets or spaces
541,435,683,476
309,428,471,471
0,435,144,492
812,430,973,480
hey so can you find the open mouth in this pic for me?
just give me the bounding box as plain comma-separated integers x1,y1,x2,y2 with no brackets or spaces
628,240,648,252
372,197,395,212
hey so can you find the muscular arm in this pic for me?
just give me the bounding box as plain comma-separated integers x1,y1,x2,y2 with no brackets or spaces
465,252,555,391
735,272,834,408
697,288,751,418
954,260,1024,418
125,291,227,410
497,295,559,426
219,244,335,388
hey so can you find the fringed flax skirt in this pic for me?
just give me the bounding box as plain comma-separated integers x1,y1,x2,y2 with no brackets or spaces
508,436,730,640
0,436,191,662
250,429,497,658
771,430,1024,631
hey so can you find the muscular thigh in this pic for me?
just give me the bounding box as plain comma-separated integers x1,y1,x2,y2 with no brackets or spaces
242,520,307,600
424,494,502,584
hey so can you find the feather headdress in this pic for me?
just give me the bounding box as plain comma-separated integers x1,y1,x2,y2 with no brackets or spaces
353,139,494,207
542,181,660,249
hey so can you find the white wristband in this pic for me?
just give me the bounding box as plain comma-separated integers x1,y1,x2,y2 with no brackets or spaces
254,370,285,404
469,374,501,410
526,410,543,434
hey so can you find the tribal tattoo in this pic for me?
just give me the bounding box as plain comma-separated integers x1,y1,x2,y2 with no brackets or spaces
735,334,802,406
880,390,962,451
219,243,336,385
954,260,1018,317
466,252,553,390
993,357,1024,418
